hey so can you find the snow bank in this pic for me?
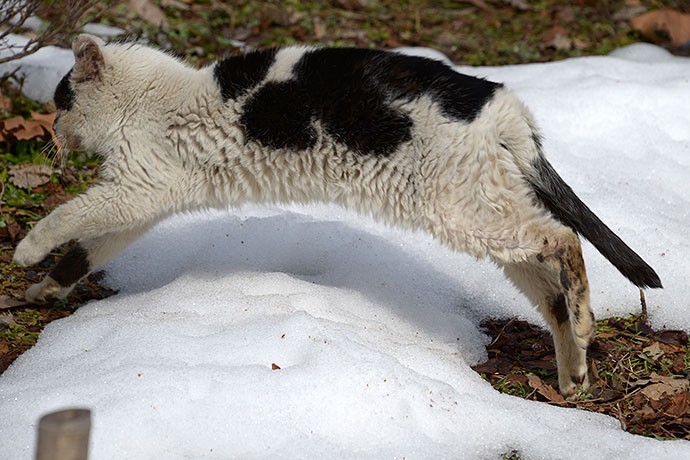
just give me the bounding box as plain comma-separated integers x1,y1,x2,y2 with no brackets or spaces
0,34,74,103
1,44,689,459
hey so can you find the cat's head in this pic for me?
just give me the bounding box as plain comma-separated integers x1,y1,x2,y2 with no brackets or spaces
53,34,187,154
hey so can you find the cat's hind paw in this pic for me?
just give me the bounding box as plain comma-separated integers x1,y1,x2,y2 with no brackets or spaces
25,277,72,304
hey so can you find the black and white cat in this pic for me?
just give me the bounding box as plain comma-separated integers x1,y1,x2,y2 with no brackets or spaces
13,34,661,396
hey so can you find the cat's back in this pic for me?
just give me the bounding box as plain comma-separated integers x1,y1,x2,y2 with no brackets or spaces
211,46,503,157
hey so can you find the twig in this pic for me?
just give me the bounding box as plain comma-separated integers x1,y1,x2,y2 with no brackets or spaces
488,316,517,347
640,289,647,321
0,0,115,66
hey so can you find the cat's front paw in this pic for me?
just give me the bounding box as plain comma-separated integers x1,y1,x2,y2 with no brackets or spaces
25,277,72,304
13,234,50,267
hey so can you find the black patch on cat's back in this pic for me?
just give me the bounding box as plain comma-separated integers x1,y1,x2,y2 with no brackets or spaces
214,49,277,101
380,52,502,122
238,48,501,156
54,69,75,111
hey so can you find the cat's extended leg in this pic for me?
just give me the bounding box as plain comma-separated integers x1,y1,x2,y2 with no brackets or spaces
24,225,153,304
13,184,166,267
500,230,593,397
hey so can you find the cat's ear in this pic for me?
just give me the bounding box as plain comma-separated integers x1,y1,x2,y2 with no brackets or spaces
72,34,105,83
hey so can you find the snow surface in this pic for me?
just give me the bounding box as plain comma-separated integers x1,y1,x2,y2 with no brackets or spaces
0,34,74,103
1,43,690,459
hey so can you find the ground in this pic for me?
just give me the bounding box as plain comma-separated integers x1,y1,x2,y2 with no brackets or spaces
0,0,688,443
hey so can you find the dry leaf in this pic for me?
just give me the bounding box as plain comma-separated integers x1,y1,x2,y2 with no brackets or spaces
7,221,21,241
572,38,590,49
271,363,281,370
502,0,529,11
0,93,12,112
336,0,376,10
314,21,327,40
1,112,55,141
9,164,54,190
0,296,27,309
465,0,490,11
12,120,44,141
641,341,664,360
631,8,690,47
160,0,189,10
127,0,169,27
543,26,572,50
2,116,24,131
556,7,574,23
0,313,13,330
665,392,689,417
527,375,565,403
640,372,690,400
30,111,56,132
613,5,647,22
653,329,688,347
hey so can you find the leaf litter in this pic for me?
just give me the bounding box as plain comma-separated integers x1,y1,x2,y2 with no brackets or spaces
473,314,690,440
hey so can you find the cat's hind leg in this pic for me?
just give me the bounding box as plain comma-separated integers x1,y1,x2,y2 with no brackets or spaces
24,225,152,304
499,229,593,397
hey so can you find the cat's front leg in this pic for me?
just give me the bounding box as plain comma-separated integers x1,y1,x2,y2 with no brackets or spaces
13,184,163,268
24,225,155,303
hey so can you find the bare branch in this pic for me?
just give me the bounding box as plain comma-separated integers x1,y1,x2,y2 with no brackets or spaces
0,0,116,66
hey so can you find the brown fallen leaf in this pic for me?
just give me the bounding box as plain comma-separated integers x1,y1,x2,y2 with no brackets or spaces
8,164,55,190
0,313,13,330
271,363,281,370
1,112,55,142
12,120,44,141
160,0,189,10
631,8,690,47
641,341,664,360
314,21,327,40
2,115,24,131
527,374,565,403
613,5,647,22
30,111,56,134
335,0,377,10
0,92,12,112
502,0,529,11
665,391,689,417
7,221,21,241
652,329,688,347
640,372,690,400
543,26,572,50
127,0,169,27
0,296,27,309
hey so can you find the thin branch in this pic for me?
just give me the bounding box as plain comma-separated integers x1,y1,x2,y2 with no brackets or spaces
0,0,116,66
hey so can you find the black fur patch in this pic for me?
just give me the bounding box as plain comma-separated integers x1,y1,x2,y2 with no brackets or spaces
54,69,75,111
239,81,317,151
214,49,277,101
559,267,571,291
527,154,662,289
50,243,90,287
551,293,569,324
239,48,501,156
571,374,585,385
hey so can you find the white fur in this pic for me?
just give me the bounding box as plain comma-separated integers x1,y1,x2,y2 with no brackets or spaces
14,36,594,396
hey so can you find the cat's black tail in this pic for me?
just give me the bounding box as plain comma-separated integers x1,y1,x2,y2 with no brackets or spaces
525,151,662,289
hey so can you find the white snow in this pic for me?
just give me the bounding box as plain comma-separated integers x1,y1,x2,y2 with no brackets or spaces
1,43,690,459
0,34,74,103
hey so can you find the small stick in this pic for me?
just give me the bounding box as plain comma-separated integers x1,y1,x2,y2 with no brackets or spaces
639,289,647,321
